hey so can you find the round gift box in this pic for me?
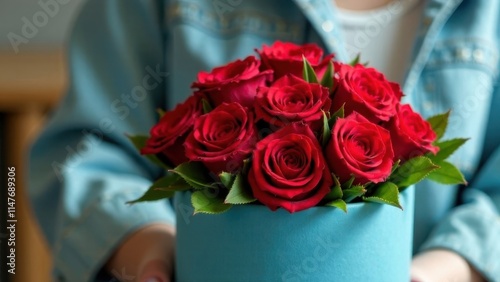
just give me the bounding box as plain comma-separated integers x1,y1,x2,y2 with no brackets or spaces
174,187,414,282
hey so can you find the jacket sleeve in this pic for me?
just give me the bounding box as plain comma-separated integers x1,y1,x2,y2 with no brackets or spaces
419,85,500,281
27,1,175,281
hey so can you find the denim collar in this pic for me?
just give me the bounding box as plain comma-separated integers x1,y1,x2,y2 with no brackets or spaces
404,0,463,94
291,0,464,94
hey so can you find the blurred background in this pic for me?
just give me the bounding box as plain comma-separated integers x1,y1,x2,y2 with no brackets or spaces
1,0,86,281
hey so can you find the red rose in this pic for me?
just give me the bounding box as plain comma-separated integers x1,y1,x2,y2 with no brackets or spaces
331,64,403,122
184,102,256,174
255,74,331,132
191,56,272,108
257,41,333,80
249,123,333,213
141,94,203,166
326,112,394,184
387,104,439,161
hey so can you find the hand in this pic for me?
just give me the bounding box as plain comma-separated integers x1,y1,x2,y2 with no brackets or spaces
410,249,484,282
105,224,176,282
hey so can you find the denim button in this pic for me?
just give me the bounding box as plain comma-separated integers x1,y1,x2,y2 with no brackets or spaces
322,20,334,32
456,48,471,61
472,49,484,63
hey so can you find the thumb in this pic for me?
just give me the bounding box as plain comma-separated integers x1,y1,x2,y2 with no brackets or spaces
138,258,172,282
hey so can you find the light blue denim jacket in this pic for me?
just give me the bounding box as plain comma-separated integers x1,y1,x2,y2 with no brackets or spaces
28,0,500,281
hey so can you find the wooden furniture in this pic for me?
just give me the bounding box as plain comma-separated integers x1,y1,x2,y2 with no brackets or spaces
0,49,66,282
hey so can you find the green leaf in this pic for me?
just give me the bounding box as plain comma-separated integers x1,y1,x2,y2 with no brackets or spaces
127,134,148,151
427,111,450,140
391,159,401,174
202,99,213,114
363,182,402,209
224,174,256,204
191,190,231,214
391,156,440,188
321,111,331,147
324,177,343,201
320,61,334,91
242,158,251,175
127,135,170,169
429,138,469,163
152,173,191,192
127,185,174,204
328,104,345,128
331,104,345,120
428,161,467,185
342,176,355,190
342,185,366,202
302,55,319,83
325,199,347,213
171,162,217,190
349,54,361,66
219,172,235,189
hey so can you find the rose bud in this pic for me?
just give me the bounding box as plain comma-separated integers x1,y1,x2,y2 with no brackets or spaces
141,94,204,166
191,56,273,108
257,41,333,80
249,123,333,213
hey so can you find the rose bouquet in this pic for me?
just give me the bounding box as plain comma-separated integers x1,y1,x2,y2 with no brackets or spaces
128,41,467,281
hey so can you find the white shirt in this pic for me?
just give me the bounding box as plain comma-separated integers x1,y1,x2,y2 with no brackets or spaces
337,0,425,84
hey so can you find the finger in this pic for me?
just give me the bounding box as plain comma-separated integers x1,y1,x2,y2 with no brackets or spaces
138,258,171,282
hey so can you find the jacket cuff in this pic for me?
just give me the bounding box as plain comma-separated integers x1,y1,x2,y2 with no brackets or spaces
419,189,500,282
52,188,175,282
